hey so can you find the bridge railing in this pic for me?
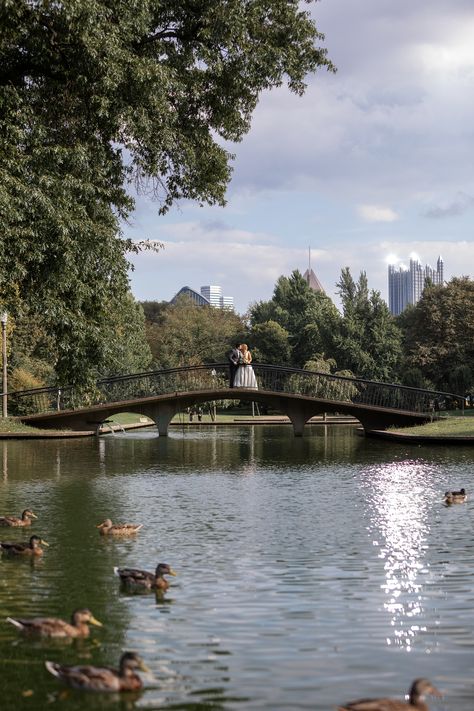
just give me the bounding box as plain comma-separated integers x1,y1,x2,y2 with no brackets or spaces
4,363,465,417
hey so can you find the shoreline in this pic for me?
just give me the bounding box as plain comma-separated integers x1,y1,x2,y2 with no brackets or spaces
0,415,358,439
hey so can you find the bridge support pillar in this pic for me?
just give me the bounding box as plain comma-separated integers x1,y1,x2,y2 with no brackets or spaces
284,403,315,437
145,404,176,437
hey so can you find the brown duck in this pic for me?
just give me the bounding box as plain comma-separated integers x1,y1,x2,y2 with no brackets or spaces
7,608,102,638
444,488,467,504
0,509,37,527
0,535,49,556
114,563,177,591
45,651,148,692
337,678,441,710
96,519,143,536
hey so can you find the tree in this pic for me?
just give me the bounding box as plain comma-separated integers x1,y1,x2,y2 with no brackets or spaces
1,0,334,385
250,320,291,365
147,297,245,368
250,270,340,367
398,277,474,393
334,268,402,381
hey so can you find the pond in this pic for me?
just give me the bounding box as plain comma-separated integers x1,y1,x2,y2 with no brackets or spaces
0,424,472,709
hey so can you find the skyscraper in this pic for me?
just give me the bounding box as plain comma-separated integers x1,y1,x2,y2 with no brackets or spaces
388,256,444,315
200,285,234,310
200,285,222,307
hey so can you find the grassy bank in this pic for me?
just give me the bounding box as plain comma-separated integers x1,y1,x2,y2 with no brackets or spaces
391,416,474,437
0,417,69,434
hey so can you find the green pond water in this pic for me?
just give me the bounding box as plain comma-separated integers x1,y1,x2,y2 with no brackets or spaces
0,424,473,710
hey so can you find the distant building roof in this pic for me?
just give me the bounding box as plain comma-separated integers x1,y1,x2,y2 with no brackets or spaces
171,286,210,306
303,268,325,293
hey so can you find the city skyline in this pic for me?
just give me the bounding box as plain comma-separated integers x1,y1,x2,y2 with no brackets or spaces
125,1,474,313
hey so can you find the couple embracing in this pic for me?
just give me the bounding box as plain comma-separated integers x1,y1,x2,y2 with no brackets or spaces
228,343,258,389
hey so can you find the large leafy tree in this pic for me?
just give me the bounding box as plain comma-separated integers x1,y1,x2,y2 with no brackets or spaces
398,277,474,393
334,268,402,381
0,0,333,385
146,297,245,368
250,270,340,367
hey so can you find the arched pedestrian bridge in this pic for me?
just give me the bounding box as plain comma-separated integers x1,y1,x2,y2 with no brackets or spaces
10,364,463,436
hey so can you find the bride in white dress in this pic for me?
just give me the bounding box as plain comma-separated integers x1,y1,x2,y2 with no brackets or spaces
233,344,258,389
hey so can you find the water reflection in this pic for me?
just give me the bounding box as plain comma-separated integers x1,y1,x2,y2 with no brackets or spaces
360,460,435,651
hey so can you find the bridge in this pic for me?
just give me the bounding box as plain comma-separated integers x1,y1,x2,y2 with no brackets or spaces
8,364,464,436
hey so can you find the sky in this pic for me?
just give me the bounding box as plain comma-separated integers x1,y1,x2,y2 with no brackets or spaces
124,0,474,314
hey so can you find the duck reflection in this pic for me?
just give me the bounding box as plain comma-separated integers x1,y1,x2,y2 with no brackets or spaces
362,461,434,651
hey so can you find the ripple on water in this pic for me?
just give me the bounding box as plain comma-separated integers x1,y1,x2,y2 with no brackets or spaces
0,430,472,709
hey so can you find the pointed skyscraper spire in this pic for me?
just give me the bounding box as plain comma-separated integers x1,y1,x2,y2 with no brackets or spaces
303,246,325,293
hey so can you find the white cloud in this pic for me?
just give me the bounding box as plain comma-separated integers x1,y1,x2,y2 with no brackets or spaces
357,205,399,222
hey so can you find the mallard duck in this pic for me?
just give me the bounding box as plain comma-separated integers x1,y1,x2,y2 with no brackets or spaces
444,488,467,504
338,678,441,710
0,535,49,556
7,608,102,638
0,509,37,527
96,519,143,536
45,651,148,692
114,563,177,591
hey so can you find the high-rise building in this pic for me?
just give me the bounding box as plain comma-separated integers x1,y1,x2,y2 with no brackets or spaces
220,295,234,310
388,256,444,316
171,284,234,310
200,285,222,308
200,285,234,310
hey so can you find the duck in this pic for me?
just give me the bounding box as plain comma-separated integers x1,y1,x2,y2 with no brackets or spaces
6,608,102,638
45,651,148,692
0,509,37,527
114,563,177,591
337,678,441,710
96,519,143,536
444,488,467,504
0,535,49,556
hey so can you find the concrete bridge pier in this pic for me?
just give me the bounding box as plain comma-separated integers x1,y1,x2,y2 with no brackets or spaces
145,404,177,437
284,402,320,437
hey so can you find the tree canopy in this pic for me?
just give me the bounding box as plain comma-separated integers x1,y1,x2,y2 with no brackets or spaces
249,270,340,367
334,268,402,381
398,277,474,393
0,0,333,385
145,297,245,368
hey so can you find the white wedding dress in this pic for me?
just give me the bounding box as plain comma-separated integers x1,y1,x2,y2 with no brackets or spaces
233,354,258,389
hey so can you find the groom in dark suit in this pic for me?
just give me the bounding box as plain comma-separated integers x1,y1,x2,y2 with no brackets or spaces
228,343,241,387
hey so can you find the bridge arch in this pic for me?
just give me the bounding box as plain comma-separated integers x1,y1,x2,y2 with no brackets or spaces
9,363,464,436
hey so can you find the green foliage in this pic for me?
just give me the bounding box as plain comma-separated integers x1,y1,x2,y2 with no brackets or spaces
102,294,152,376
140,300,169,326
146,297,245,368
250,320,291,365
398,277,474,393
333,268,402,381
250,270,340,367
1,0,333,385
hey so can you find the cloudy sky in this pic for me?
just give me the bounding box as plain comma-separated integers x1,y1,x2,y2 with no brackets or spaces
125,0,474,313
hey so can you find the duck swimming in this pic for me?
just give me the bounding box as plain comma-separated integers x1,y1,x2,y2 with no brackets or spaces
114,563,177,591
444,488,467,504
45,651,148,692
96,519,143,536
0,535,49,556
337,678,441,710
0,509,37,527
7,608,102,638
